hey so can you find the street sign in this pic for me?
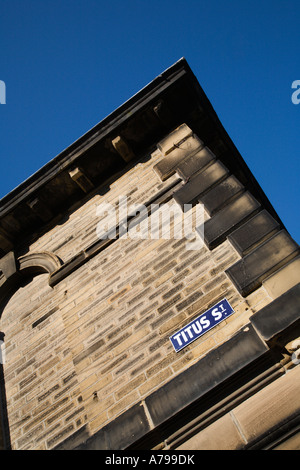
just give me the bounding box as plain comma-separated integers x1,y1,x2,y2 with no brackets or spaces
170,298,234,352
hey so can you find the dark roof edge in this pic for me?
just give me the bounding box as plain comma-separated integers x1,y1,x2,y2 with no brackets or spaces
0,58,190,215
0,58,287,237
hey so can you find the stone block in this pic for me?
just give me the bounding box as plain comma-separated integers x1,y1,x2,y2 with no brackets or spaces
232,365,300,447
145,325,267,428
200,175,245,216
200,192,261,250
173,161,229,208
53,426,91,450
176,147,216,182
226,230,299,296
228,210,280,256
273,432,300,450
75,402,151,450
154,134,203,181
177,412,245,450
112,136,135,162
157,123,194,156
262,256,300,299
68,168,94,193
250,283,300,343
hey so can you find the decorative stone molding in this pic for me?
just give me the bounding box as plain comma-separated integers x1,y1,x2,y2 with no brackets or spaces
262,255,300,299
157,123,194,156
112,136,135,163
18,252,62,276
0,251,62,307
154,123,300,298
173,160,229,207
68,167,94,193
227,210,280,256
200,175,244,217
200,192,261,250
154,124,204,181
250,283,300,346
226,231,299,297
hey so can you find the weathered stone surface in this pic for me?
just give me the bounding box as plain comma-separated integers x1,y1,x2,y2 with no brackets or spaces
0,251,17,282
112,136,135,162
0,250,62,306
250,283,300,343
68,167,94,193
145,325,267,428
200,175,245,216
228,210,280,256
53,426,90,450
32,307,59,328
154,134,203,181
226,230,299,296
232,365,300,447
178,362,300,450
18,252,62,276
262,256,300,299
177,413,245,450
200,192,261,250
273,432,300,450
75,403,151,450
176,147,216,182
157,123,194,156
173,161,229,208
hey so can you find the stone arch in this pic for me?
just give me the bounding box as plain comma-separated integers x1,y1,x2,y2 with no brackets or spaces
0,251,62,309
18,252,62,276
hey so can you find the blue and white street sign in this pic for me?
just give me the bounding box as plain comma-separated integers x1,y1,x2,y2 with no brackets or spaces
170,298,234,352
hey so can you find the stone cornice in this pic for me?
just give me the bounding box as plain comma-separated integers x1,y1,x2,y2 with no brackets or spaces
0,58,284,258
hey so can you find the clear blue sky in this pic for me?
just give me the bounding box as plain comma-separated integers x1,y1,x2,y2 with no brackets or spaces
1,0,299,242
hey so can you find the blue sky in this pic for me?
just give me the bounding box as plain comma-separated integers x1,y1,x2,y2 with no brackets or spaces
1,0,299,242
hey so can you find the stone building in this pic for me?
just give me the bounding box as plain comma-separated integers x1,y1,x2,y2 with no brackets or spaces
0,58,299,451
